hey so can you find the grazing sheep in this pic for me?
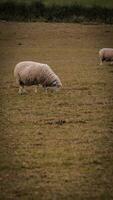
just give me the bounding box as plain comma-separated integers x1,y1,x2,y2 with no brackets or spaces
14,61,62,94
99,48,113,65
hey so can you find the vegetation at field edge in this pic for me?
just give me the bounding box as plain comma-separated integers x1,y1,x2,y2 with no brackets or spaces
0,0,113,23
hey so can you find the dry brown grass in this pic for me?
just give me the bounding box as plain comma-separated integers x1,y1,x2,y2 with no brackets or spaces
0,22,113,200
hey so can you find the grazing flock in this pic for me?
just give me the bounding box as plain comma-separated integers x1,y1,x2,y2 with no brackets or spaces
14,48,113,94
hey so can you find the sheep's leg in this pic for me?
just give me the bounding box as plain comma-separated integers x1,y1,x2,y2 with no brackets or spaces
18,85,26,94
45,88,48,94
49,86,59,92
99,58,103,65
22,87,27,94
110,61,113,65
53,86,59,92
43,87,48,94
34,86,37,93
18,86,24,94
34,85,38,93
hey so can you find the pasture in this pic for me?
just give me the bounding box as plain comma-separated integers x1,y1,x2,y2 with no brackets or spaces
0,22,113,199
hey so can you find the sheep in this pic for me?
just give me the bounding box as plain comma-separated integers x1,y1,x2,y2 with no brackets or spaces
14,61,62,94
99,48,113,65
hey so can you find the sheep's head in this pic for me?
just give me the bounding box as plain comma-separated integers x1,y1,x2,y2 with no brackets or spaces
45,78,62,91
52,79,62,88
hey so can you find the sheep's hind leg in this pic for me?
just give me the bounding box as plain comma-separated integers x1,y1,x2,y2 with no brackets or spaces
34,85,38,93
18,85,26,94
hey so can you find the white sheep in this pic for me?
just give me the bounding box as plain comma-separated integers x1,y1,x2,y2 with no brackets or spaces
99,48,113,65
14,61,62,94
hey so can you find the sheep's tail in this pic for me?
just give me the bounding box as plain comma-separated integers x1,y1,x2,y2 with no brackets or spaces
14,68,21,85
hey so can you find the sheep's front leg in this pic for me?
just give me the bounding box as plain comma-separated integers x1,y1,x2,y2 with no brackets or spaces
43,86,48,94
99,58,103,65
110,61,113,65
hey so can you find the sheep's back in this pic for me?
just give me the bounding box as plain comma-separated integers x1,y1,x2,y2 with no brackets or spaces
14,61,44,78
104,49,113,58
99,48,113,58
14,61,57,86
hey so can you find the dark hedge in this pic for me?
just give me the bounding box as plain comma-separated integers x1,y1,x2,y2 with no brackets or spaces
0,1,113,23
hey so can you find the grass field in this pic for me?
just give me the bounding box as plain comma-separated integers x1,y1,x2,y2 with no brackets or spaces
0,22,113,199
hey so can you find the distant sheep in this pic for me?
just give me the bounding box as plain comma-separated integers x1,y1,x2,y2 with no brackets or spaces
14,61,62,94
99,48,113,65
